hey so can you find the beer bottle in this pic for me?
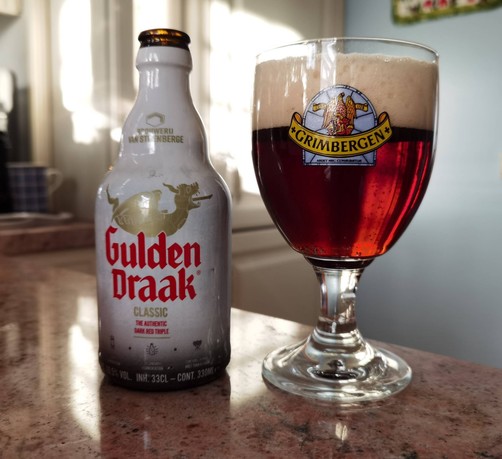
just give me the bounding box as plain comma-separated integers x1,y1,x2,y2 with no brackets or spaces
95,29,231,390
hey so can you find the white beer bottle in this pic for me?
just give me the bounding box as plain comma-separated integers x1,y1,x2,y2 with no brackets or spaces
95,29,231,390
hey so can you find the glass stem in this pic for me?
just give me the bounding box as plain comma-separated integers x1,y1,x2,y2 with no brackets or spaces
314,266,361,335
306,261,376,373
263,259,411,393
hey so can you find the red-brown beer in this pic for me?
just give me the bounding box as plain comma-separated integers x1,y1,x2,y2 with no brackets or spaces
253,125,434,260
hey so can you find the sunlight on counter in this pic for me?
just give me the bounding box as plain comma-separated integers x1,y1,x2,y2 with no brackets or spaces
69,295,100,441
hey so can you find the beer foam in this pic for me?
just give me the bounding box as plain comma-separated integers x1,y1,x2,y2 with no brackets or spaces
253,53,438,131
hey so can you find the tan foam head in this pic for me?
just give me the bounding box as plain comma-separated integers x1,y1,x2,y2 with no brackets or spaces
253,52,438,131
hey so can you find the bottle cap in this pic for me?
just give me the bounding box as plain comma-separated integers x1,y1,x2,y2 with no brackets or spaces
138,29,191,50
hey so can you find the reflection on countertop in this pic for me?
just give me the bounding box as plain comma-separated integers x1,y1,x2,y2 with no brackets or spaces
15,246,96,275
0,212,73,229
0,251,501,458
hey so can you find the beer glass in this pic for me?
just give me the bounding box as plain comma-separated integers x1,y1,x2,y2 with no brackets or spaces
252,38,438,402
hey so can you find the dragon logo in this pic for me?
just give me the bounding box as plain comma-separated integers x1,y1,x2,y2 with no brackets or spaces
107,182,212,237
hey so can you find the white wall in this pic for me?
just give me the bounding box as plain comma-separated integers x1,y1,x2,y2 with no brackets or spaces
344,1,502,367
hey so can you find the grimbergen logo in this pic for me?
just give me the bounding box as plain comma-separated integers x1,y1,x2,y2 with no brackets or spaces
288,84,393,166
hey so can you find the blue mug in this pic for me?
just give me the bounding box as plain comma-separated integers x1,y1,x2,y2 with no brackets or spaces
7,163,62,213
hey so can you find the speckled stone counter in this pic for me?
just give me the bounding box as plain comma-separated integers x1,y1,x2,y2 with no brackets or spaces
1,252,501,458
0,222,94,255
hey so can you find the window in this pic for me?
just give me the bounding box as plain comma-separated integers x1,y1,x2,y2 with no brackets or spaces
126,0,343,196
29,0,342,219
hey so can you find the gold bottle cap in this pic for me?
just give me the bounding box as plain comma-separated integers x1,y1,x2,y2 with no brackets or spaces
138,29,190,50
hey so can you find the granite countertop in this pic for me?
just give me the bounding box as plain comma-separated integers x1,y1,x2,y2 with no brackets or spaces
1,251,501,458
0,221,94,255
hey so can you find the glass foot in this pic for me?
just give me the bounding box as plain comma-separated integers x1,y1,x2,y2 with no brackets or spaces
262,337,412,403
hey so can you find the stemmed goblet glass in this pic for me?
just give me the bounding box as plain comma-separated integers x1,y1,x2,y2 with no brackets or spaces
252,38,439,403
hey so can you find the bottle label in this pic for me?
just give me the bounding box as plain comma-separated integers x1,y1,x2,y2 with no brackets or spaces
106,226,201,304
107,181,212,237
127,112,185,145
96,180,230,389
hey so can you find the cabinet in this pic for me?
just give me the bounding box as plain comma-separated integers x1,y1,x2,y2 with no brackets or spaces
0,0,21,16
232,228,319,326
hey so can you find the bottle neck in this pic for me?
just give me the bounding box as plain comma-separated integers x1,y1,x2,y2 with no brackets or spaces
118,44,206,164
136,46,192,95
